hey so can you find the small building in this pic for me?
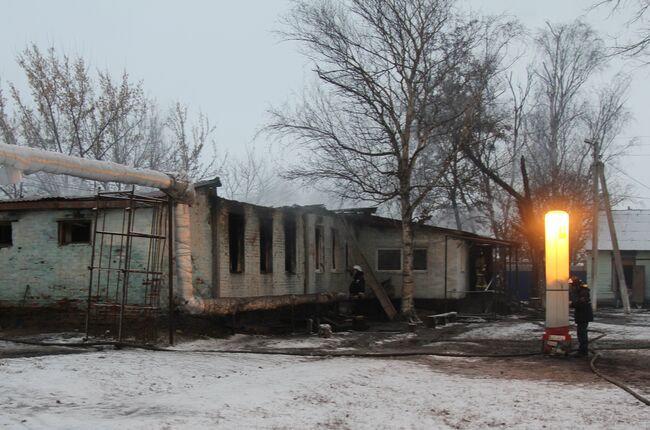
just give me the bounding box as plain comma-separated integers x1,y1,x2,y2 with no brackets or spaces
585,209,650,307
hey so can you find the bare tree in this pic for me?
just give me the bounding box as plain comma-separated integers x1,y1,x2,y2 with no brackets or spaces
0,85,23,199
0,45,218,197
421,21,525,237
479,70,534,241
0,46,150,195
164,102,220,181
584,76,632,160
268,0,516,317
217,142,284,205
526,21,605,184
594,0,650,57
463,20,631,301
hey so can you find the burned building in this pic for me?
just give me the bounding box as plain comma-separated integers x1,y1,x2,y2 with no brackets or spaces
0,180,518,333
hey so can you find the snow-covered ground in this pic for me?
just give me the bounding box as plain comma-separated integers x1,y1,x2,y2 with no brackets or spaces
456,309,650,342
1,311,649,429
2,349,649,429
454,321,544,340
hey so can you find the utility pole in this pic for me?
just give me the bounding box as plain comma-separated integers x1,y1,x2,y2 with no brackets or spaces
585,139,599,311
599,163,631,314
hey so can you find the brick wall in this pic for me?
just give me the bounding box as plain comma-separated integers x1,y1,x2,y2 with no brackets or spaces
193,193,348,299
0,207,155,306
354,224,469,299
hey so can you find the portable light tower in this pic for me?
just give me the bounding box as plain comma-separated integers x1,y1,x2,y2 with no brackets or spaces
542,210,571,354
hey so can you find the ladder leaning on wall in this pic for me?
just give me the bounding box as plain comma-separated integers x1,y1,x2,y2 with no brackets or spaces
337,215,398,320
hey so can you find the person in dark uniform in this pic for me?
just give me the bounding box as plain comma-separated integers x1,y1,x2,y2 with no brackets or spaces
568,276,581,303
349,265,366,315
569,277,594,356
349,265,366,297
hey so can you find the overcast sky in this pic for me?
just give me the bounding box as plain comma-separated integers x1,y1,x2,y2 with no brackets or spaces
1,0,649,207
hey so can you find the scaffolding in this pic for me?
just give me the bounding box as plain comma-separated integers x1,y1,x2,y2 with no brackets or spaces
84,190,172,343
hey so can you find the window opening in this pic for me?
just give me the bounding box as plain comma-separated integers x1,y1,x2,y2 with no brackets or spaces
229,213,245,273
260,217,273,273
315,225,324,271
377,248,401,271
59,220,92,245
331,228,338,270
0,222,12,247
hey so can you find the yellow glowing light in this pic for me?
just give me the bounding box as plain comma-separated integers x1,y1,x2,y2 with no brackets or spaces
545,210,570,328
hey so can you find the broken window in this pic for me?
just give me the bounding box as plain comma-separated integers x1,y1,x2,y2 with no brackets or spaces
284,217,296,273
331,228,338,270
315,225,324,271
260,216,273,273
0,222,12,247
413,248,428,271
377,248,401,271
229,213,245,273
58,220,92,245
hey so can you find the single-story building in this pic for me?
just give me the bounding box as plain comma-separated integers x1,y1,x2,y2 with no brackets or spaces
0,180,518,333
585,209,650,307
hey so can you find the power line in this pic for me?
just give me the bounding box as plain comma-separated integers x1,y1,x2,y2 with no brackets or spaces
619,194,650,200
608,163,650,192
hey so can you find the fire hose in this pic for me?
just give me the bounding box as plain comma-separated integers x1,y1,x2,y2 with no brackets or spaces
587,329,650,406
0,337,541,358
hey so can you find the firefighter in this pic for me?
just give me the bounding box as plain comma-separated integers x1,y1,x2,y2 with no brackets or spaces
349,265,366,297
348,265,366,316
568,276,581,303
569,277,594,356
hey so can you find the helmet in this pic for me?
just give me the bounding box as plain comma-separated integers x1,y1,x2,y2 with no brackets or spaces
353,265,363,272
568,276,582,286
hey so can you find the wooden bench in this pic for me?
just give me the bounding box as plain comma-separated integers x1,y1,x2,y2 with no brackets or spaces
425,312,457,328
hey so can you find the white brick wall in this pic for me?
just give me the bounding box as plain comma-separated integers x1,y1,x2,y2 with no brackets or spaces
354,224,468,299
0,207,155,305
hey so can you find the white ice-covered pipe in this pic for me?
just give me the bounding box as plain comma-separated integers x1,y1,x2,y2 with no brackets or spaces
0,143,195,203
174,203,204,314
0,143,199,311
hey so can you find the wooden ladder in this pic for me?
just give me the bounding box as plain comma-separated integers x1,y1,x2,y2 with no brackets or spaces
338,215,398,320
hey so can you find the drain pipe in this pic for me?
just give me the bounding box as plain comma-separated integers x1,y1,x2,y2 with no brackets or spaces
0,143,200,313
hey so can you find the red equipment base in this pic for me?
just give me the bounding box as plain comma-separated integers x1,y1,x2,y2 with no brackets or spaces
543,326,572,355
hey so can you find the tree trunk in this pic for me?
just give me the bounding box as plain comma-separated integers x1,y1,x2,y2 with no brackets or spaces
516,198,544,306
518,158,545,305
400,217,416,318
451,192,463,230
529,244,545,306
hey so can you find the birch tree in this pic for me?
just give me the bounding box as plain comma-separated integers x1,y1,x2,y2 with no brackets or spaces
268,0,516,318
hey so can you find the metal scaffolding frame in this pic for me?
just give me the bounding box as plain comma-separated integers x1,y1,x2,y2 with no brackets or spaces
84,189,172,342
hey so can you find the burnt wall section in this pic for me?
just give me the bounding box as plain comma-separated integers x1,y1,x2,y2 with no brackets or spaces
198,193,348,299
